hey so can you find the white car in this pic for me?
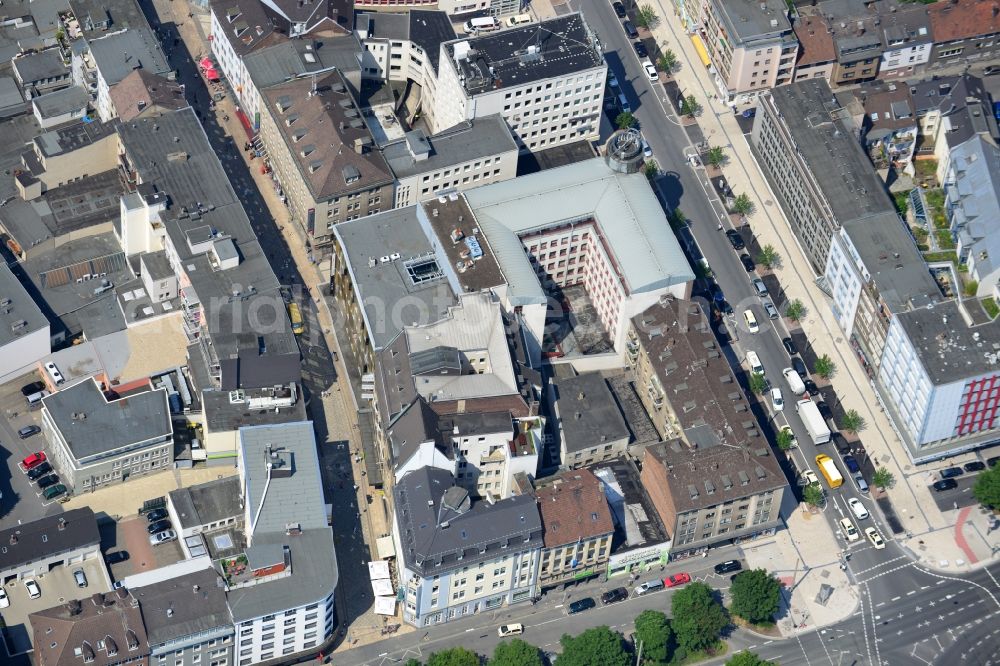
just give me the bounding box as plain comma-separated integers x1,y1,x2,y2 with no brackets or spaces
801,469,819,486
771,388,784,411
839,517,859,542
847,497,869,521
743,309,759,333
24,578,40,599
149,529,177,546
642,60,658,82
865,527,886,550
497,623,524,637
0,587,8,608
642,140,653,158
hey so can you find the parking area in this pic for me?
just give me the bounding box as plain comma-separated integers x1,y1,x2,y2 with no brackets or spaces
929,474,980,512
0,556,109,655
0,372,58,531
108,516,184,581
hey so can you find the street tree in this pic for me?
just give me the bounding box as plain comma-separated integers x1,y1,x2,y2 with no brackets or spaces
644,160,659,180
616,111,636,130
841,409,866,434
669,208,687,231
814,354,836,379
776,428,795,451
973,464,1000,509
670,582,728,654
555,627,629,666
785,299,806,322
731,193,754,217
427,648,479,666
749,372,767,395
681,95,701,117
872,467,896,490
726,651,776,666
404,660,423,666
634,610,673,665
636,4,659,29
730,569,782,625
803,483,824,507
757,244,779,269
489,639,543,666
658,49,678,73
706,146,727,168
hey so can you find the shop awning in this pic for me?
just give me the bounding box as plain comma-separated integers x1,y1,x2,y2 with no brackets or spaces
368,560,391,580
373,597,397,616
199,57,213,69
204,68,220,81
372,579,394,596
235,108,255,139
691,34,712,68
376,534,395,560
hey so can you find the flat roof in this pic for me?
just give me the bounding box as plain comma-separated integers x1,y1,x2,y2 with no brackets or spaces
421,195,506,294
333,206,456,350
767,79,899,225
590,457,670,550
43,377,172,461
444,13,603,97
383,115,517,179
168,475,243,531
896,300,1000,386
243,33,363,92
0,261,49,347
711,0,791,43
132,569,231,647
203,386,306,431
32,85,90,119
12,48,67,83
0,508,99,573
464,157,694,305
70,0,152,39
88,27,171,87
554,372,630,452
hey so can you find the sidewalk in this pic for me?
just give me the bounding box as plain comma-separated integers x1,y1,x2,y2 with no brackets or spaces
643,1,998,573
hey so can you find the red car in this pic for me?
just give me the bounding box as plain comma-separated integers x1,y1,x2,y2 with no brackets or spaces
22,452,46,470
664,573,692,588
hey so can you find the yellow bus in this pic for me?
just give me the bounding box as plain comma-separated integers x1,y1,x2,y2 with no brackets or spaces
815,454,843,489
287,302,304,335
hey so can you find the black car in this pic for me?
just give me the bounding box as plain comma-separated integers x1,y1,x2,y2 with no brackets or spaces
27,461,52,481
146,509,169,523
933,479,958,492
714,560,742,575
791,356,808,379
633,41,648,57
988,456,1000,468
816,401,832,419
740,254,756,272
717,299,734,316
37,473,60,489
612,1,626,17
940,466,964,479
21,381,45,396
726,229,745,250
832,433,851,455
106,551,130,564
842,455,861,474
18,425,41,439
568,598,596,614
803,378,818,394
782,337,797,355
147,519,172,535
963,461,986,473
601,588,628,604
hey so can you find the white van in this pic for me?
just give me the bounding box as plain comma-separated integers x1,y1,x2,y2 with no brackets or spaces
506,13,532,26
26,390,49,406
464,17,501,34
746,350,764,376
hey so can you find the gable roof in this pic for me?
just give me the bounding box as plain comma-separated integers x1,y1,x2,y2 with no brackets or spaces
110,69,187,121
928,0,1000,42
535,468,614,548
31,590,149,666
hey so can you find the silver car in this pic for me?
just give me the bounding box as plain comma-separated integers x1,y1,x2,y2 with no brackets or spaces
149,529,177,546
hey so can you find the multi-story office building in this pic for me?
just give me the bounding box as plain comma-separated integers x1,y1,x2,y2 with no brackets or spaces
431,14,605,152
357,10,455,87
393,466,543,627
257,70,394,251
551,371,630,469
41,377,173,491
693,0,797,105
534,468,614,588
354,0,520,20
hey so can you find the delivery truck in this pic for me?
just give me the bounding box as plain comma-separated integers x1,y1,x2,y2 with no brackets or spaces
783,367,805,395
796,398,831,444
815,454,843,489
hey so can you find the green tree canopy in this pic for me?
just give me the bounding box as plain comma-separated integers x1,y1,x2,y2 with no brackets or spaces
706,146,727,168
731,193,754,217
427,647,480,666
749,372,767,395
726,651,776,666
803,483,824,507
841,409,866,434
730,569,782,625
616,111,636,130
489,639,543,666
634,610,674,665
872,467,896,490
636,4,659,28
658,49,678,73
757,245,779,269
785,299,806,322
670,582,728,653
404,660,423,666
814,354,836,379
555,627,629,666
680,95,701,117
776,428,796,451
973,464,1000,509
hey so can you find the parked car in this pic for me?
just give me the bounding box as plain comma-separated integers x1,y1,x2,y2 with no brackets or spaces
633,41,647,57
865,527,886,550
497,624,523,637
664,573,692,588
801,469,819,486
36,474,59,489
612,1,626,17
43,484,67,501
832,433,851,455
782,337,797,355
27,461,52,481
963,461,986,473
601,587,629,604
714,560,742,575
848,497,869,521
940,467,964,479
771,388,784,411
145,509,169,523
743,309,759,334
642,60,658,82
623,20,638,39
854,475,869,493
843,455,861,474
763,300,779,320
73,569,88,588
816,401,832,419
149,529,177,546
803,378,818,394
106,551,130,564
740,254,756,272
716,299,733,316
752,278,768,297
726,229,745,250
791,356,808,379
634,580,664,595
932,479,958,492
147,520,172,535
18,425,41,439
21,451,46,470
20,381,45,396
780,425,798,449
568,597,596,614
839,517,859,542
24,579,41,599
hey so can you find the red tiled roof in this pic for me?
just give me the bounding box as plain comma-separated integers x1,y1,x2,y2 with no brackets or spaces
928,1,1000,43
794,14,836,66
536,468,614,548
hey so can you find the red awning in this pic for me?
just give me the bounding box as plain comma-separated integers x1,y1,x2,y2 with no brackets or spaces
199,57,213,69
205,68,220,81
236,109,255,139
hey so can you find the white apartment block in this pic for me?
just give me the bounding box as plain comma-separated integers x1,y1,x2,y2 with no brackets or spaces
354,0,519,19
430,13,605,153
